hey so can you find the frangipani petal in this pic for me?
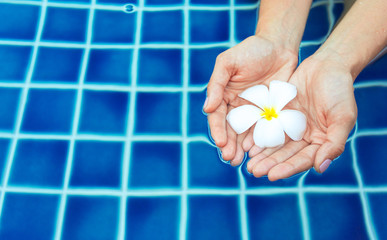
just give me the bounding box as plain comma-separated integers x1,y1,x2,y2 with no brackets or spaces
226,105,263,134
253,118,285,148
269,80,297,111
239,85,269,110
278,110,307,141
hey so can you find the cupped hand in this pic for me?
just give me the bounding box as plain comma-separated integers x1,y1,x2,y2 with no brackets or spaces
247,52,358,181
203,35,298,166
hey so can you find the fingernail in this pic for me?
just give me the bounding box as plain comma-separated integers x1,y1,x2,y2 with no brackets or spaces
203,97,208,110
319,159,332,173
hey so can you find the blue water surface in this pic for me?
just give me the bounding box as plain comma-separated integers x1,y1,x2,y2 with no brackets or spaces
0,0,386,239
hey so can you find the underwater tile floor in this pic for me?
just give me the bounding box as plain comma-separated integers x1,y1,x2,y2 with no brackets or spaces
0,0,386,239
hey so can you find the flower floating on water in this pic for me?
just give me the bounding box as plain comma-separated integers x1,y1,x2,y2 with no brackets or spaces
226,80,306,148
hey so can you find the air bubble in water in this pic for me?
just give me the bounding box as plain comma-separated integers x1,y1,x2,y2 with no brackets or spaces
123,4,136,13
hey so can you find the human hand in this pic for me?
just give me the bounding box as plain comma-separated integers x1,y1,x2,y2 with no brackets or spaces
203,35,298,166
246,51,357,181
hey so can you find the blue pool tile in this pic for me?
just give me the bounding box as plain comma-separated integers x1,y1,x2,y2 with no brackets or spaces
306,193,368,240
145,0,182,5
70,141,123,188
190,0,229,5
134,92,181,134
126,197,179,240
97,0,137,3
189,47,226,86
0,193,59,240
142,11,183,43
21,89,76,133
355,87,387,129
92,10,136,44
0,4,39,40
304,142,357,186
247,195,303,240
332,2,344,23
190,10,229,43
78,90,129,135
130,142,181,188
188,92,208,136
0,46,31,82
368,193,387,239
299,44,320,62
9,140,68,187
42,7,88,42
356,135,387,186
62,196,119,240
357,55,387,83
138,49,182,86
302,4,329,41
0,88,21,132
48,0,91,3
0,139,10,183
188,142,239,188
49,0,90,2
235,0,257,4
187,196,240,240
33,47,83,83
235,9,257,41
86,49,132,84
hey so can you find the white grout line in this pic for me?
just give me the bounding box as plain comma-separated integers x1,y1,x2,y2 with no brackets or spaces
0,81,206,92
354,81,387,89
298,171,310,240
54,0,95,239
2,185,387,196
0,39,230,49
0,39,232,49
0,132,217,143
0,0,48,221
118,0,144,238
0,0,260,11
351,137,378,239
0,0,338,11
179,0,189,238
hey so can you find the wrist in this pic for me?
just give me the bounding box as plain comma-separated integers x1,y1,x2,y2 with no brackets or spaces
309,48,356,83
255,29,300,54
314,44,364,80
255,0,312,54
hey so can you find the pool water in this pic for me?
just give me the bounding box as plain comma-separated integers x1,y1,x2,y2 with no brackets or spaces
0,0,386,239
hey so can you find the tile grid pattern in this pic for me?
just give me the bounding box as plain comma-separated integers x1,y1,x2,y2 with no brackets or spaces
54,0,96,238
0,0,385,239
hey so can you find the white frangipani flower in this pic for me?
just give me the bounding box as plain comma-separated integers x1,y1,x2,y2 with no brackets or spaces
226,80,306,148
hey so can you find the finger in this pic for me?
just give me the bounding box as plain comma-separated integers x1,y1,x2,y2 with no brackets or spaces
242,128,254,152
248,145,264,158
230,132,248,166
252,140,309,178
314,114,356,173
246,146,281,174
204,53,231,113
220,123,237,161
207,100,228,147
268,144,320,181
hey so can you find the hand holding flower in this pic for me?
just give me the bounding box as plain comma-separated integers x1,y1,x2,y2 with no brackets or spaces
245,54,357,181
203,36,298,166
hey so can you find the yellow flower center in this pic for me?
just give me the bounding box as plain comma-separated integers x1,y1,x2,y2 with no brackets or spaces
261,107,278,121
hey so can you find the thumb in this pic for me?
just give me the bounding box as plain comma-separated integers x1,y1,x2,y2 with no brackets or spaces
314,114,356,173
203,54,231,113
